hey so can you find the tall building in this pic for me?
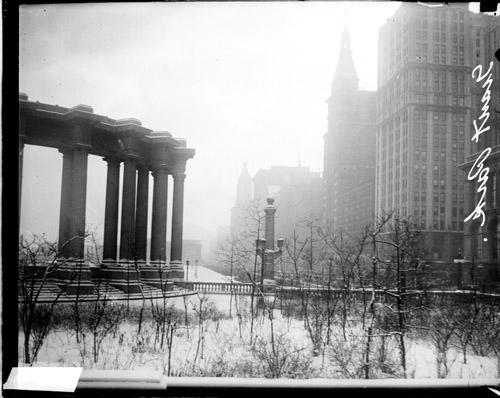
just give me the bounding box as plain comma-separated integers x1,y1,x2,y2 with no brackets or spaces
462,14,500,267
376,3,498,262
253,166,323,240
323,29,377,237
230,163,253,234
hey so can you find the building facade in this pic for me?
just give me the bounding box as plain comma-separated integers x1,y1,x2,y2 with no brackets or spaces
376,4,498,262
323,29,377,238
462,14,500,270
253,165,323,240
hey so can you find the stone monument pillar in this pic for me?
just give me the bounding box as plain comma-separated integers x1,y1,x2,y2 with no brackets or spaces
256,198,284,293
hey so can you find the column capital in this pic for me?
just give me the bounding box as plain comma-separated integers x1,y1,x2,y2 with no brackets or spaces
103,157,122,167
171,171,186,180
122,153,141,162
58,145,92,155
136,161,150,172
151,165,169,177
58,147,72,156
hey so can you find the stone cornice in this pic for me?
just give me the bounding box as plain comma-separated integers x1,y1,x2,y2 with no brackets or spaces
168,147,196,175
459,144,500,170
19,94,195,166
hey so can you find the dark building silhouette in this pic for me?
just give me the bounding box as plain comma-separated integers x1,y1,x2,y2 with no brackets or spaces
323,29,377,237
253,166,323,240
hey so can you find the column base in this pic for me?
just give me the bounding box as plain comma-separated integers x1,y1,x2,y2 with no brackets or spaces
169,260,184,281
101,258,117,267
54,258,95,295
140,263,174,292
98,264,142,294
262,279,277,294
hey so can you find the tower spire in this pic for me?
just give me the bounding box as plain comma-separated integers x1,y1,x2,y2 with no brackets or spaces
332,28,359,92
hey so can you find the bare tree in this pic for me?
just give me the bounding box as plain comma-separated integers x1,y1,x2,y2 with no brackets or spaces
372,214,425,377
18,233,82,364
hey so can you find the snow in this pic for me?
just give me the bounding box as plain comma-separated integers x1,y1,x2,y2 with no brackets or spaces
183,265,235,283
20,293,500,379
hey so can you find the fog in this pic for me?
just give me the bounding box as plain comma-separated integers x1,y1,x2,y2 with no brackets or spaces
19,2,402,255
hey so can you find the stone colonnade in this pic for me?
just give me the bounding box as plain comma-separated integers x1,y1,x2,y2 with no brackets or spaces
19,93,195,294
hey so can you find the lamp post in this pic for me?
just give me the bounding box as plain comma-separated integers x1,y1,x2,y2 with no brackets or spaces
256,198,283,293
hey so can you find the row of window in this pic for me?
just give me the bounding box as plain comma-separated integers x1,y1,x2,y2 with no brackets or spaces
414,8,465,22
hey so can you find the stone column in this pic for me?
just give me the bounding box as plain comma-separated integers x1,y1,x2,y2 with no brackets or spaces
263,198,277,281
170,172,185,263
135,164,149,262
102,157,121,262
150,166,168,263
265,201,276,251
68,148,88,259
58,149,74,256
169,172,186,279
119,158,137,261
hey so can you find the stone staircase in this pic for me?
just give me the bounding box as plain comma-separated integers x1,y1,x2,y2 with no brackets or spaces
18,279,69,302
18,278,195,304
140,284,164,297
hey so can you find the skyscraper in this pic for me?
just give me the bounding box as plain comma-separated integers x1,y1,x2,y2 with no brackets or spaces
376,3,498,262
323,29,377,237
462,14,500,267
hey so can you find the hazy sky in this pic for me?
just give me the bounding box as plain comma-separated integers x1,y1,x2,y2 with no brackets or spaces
20,2,402,252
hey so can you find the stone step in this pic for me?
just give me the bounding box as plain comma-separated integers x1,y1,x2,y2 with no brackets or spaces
19,277,196,303
19,279,65,297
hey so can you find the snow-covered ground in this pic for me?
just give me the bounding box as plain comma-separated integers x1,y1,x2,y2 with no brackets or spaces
23,293,500,379
183,265,236,283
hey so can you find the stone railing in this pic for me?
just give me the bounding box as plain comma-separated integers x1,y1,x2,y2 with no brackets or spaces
180,281,254,294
